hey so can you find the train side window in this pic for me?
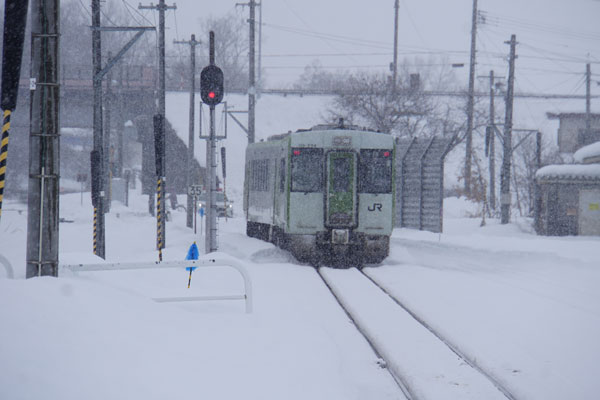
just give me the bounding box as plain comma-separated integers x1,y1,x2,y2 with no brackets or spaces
250,159,270,192
291,148,323,192
279,158,285,192
359,149,392,193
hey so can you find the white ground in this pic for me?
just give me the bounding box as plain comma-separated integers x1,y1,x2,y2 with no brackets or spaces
1,188,599,400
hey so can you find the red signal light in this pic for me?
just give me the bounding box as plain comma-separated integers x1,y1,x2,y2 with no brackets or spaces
383,151,390,157
293,150,301,156
208,91,216,99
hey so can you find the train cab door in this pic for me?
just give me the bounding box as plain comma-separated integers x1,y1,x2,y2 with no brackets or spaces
326,151,357,228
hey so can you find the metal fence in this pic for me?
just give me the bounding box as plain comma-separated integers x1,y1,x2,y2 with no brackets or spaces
395,136,455,233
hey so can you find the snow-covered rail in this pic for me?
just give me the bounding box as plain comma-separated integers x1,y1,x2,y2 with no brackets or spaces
317,266,517,400
60,255,253,313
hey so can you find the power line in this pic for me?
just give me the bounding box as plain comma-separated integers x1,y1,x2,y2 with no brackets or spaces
480,10,600,42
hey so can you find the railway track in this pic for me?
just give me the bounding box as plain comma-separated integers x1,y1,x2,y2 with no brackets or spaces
316,266,518,400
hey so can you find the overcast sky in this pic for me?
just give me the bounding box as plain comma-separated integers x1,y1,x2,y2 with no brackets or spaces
128,0,599,94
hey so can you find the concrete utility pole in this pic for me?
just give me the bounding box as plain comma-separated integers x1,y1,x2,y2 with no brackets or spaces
258,1,263,93
586,62,591,139
26,0,60,278
139,0,176,248
91,0,105,258
392,0,399,91
488,70,497,211
237,0,258,143
174,34,200,229
501,34,517,225
465,0,478,196
105,51,113,207
116,64,125,178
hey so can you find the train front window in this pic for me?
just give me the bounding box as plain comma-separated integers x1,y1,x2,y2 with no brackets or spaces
291,148,323,192
359,149,393,193
332,156,351,193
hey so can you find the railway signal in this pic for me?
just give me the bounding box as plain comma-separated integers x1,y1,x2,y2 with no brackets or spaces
200,64,224,106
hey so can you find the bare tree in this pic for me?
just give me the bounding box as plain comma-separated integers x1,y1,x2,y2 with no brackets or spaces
327,70,434,135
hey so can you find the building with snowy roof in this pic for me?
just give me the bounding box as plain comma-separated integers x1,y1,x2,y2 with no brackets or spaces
535,141,600,236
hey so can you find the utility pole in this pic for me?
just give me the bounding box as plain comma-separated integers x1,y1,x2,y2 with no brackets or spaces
586,62,591,139
392,0,399,91
488,70,496,211
26,0,60,277
174,34,200,229
115,64,125,178
258,1,263,93
487,70,500,211
139,0,176,248
105,51,113,209
249,0,256,144
91,0,105,258
237,0,257,143
465,0,478,196
501,34,517,225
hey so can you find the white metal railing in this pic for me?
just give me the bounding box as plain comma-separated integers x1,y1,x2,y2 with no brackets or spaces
60,255,252,313
0,254,14,279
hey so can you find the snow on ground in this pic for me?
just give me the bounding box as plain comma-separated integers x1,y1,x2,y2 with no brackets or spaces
2,189,599,400
0,189,401,400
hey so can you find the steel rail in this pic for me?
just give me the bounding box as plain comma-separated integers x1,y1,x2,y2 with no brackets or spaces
359,268,518,400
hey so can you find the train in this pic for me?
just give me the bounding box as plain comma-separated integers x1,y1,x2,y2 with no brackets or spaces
243,122,395,266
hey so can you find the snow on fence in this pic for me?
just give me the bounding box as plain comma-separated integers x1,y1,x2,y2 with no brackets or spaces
60,255,253,313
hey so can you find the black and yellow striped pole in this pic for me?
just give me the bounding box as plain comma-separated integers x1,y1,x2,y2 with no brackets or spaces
157,176,163,261
1,0,29,223
154,114,166,261
0,110,10,221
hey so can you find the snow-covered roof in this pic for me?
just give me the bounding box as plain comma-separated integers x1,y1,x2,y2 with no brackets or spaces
573,141,600,164
536,164,600,182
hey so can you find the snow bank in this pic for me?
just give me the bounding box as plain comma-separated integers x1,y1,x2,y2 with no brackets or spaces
574,141,600,163
535,164,600,180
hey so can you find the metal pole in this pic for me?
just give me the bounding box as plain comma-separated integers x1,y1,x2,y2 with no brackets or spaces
248,0,256,144
175,34,200,229
116,64,124,178
392,0,399,91
465,0,478,196
489,70,496,211
501,34,516,224
586,63,591,140
187,36,196,229
205,33,219,253
158,0,166,247
105,51,113,211
139,0,176,245
91,0,105,259
206,105,217,253
258,0,263,93
26,0,60,277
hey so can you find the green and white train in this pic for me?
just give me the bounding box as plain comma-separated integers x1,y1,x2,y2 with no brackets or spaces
243,123,395,266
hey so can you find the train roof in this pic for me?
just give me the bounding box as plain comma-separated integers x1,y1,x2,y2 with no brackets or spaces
266,120,384,142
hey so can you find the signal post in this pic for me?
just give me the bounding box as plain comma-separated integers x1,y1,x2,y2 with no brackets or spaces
200,31,224,254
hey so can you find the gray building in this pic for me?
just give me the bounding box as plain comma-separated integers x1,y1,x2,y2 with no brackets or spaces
547,112,600,154
535,141,600,236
